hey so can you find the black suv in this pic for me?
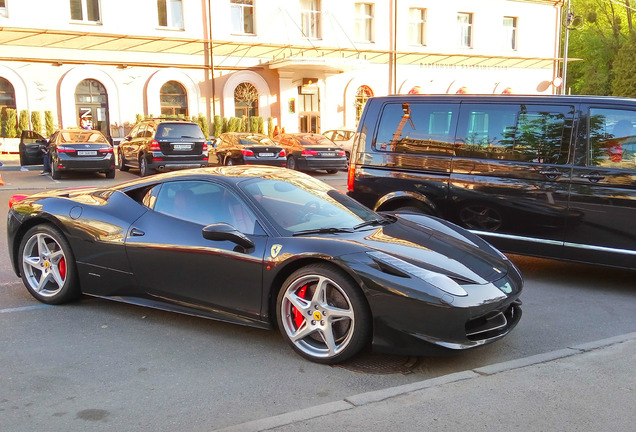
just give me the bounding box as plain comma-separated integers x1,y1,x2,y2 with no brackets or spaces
118,118,208,176
348,94,636,270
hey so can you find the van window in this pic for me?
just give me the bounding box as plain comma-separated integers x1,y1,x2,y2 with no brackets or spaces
374,102,459,155
456,104,574,164
588,108,636,169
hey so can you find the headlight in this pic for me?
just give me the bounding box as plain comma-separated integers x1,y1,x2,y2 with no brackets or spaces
367,251,468,297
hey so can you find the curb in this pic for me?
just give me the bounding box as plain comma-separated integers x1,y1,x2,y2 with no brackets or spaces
213,332,636,432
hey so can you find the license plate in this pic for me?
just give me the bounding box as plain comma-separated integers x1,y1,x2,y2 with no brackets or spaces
77,151,97,156
259,153,274,157
321,152,336,157
173,144,192,150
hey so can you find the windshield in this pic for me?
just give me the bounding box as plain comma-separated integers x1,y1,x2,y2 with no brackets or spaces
238,134,276,146
60,131,109,144
239,175,379,235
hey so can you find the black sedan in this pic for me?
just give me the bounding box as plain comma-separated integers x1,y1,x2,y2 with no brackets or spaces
7,166,522,364
273,133,348,173
210,132,286,167
19,129,116,179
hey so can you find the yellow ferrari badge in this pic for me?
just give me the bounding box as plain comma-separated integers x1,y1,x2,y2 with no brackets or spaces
270,244,282,258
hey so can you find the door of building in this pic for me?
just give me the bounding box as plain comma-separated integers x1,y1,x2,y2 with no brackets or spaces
75,79,110,139
299,112,320,133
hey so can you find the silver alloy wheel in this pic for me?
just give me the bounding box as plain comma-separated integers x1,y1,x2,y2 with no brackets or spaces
279,273,355,360
21,232,68,298
140,156,149,176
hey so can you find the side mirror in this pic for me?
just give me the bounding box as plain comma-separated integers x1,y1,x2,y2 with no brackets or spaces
202,223,254,250
125,136,133,141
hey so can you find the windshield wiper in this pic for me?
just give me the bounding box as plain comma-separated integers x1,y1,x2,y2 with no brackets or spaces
353,215,394,230
292,227,354,236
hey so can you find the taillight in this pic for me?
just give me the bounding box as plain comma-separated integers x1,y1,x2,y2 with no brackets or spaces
241,149,254,156
279,149,286,157
150,140,161,152
99,148,114,153
347,160,356,191
9,195,29,208
56,146,74,153
337,150,346,156
302,149,318,156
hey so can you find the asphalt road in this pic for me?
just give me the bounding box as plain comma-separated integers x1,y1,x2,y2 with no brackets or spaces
1,166,635,431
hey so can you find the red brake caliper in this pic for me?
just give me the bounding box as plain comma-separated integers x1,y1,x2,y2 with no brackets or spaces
58,258,66,280
292,285,307,328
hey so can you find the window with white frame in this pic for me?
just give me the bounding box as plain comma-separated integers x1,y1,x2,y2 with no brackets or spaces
70,0,100,23
408,7,426,46
301,0,321,39
457,12,473,49
503,16,517,50
355,3,374,43
231,0,254,34
157,0,184,29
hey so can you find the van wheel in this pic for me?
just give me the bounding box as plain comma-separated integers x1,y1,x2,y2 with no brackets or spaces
139,156,155,177
459,205,503,231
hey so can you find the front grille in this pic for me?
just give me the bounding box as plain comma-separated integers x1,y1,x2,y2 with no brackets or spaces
465,300,522,342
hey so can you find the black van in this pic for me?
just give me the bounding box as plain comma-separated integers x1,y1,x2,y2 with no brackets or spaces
347,95,636,270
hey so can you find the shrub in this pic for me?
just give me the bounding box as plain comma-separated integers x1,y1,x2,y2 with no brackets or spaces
213,115,223,137
45,111,56,136
5,108,18,138
267,117,274,138
31,111,43,135
197,113,210,137
18,110,29,136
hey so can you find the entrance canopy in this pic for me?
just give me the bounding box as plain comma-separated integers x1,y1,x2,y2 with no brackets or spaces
0,27,562,70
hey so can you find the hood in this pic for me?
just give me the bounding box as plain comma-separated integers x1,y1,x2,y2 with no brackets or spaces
356,214,509,285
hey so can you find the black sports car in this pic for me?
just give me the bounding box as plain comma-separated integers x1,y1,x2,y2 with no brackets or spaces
7,166,522,364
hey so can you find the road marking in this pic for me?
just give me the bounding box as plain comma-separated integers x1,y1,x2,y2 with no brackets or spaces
0,304,51,313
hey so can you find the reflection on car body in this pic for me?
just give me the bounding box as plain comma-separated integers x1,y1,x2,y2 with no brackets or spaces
7,166,522,364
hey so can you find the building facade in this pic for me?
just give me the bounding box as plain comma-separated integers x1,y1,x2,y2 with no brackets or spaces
0,0,564,144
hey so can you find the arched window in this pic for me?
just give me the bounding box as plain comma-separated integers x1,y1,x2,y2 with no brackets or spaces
160,81,188,116
355,85,373,122
75,79,109,137
234,82,259,118
0,77,16,117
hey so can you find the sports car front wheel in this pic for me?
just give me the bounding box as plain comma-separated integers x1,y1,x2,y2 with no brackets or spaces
277,264,371,364
18,225,80,304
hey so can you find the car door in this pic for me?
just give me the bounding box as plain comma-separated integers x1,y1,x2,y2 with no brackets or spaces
450,102,575,258
566,105,636,268
19,130,47,166
124,180,268,320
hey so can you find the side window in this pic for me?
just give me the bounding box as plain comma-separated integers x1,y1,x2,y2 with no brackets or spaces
588,108,636,169
456,104,574,164
374,102,459,155
152,180,258,234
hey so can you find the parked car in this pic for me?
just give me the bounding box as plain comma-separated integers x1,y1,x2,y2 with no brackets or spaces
209,132,286,166
347,94,636,270
323,128,357,158
118,118,208,176
273,133,347,173
7,166,522,364
19,129,116,179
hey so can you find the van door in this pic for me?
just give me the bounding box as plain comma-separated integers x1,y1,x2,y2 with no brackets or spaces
450,102,575,258
566,106,636,268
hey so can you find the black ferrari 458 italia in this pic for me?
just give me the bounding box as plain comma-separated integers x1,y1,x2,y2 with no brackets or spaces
7,166,522,364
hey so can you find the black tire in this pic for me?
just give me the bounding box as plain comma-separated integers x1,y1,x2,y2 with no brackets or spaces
51,161,61,180
287,156,297,170
119,149,129,171
326,169,338,174
105,169,116,179
18,225,80,305
225,156,235,166
276,263,371,364
139,156,155,177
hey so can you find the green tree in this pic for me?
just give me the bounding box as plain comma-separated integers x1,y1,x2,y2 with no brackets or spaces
18,110,29,136
45,111,56,136
5,108,18,138
197,113,210,137
31,111,43,135
213,115,223,137
611,34,636,96
267,117,274,138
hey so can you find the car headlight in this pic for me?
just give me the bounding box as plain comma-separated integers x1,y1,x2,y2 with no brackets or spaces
367,251,468,297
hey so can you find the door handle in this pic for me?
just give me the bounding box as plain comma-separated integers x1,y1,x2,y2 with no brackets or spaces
130,228,145,237
580,173,605,182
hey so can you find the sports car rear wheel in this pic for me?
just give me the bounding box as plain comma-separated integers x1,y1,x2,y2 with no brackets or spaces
18,225,80,304
277,264,370,364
